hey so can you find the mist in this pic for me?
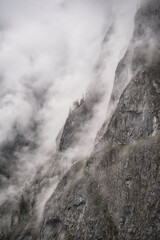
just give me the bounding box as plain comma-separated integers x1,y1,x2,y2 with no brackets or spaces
0,0,140,204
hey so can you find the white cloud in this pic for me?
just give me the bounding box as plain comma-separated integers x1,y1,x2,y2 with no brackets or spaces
0,0,140,202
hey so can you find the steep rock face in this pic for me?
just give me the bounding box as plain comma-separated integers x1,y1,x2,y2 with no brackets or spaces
1,1,160,239
101,67,160,149
57,26,114,153
40,136,160,240
97,0,160,144
38,1,160,239
58,99,92,152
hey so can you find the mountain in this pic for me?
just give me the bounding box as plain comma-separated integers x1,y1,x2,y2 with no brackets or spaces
0,0,160,239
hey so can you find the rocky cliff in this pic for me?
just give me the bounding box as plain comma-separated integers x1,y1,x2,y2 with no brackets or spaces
0,0,160,239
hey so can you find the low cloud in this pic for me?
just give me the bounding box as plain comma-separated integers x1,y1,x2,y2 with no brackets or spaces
0,0,140,204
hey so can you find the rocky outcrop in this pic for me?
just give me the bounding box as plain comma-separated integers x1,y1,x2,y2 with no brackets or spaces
101,66,160,149
58,99,92,152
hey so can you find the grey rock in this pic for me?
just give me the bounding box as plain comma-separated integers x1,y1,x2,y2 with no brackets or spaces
1,1,160,240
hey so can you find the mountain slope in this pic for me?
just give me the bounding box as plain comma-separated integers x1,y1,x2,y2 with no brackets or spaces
0,0,160,239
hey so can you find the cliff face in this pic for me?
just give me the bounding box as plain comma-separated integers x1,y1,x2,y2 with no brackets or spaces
58,99,92,152
38,2,160,239
96,0,160,145
0,0,160,239
40,1,160,239
57,25,115,154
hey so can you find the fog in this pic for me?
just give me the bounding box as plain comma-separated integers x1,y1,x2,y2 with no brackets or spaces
0,0,140,204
